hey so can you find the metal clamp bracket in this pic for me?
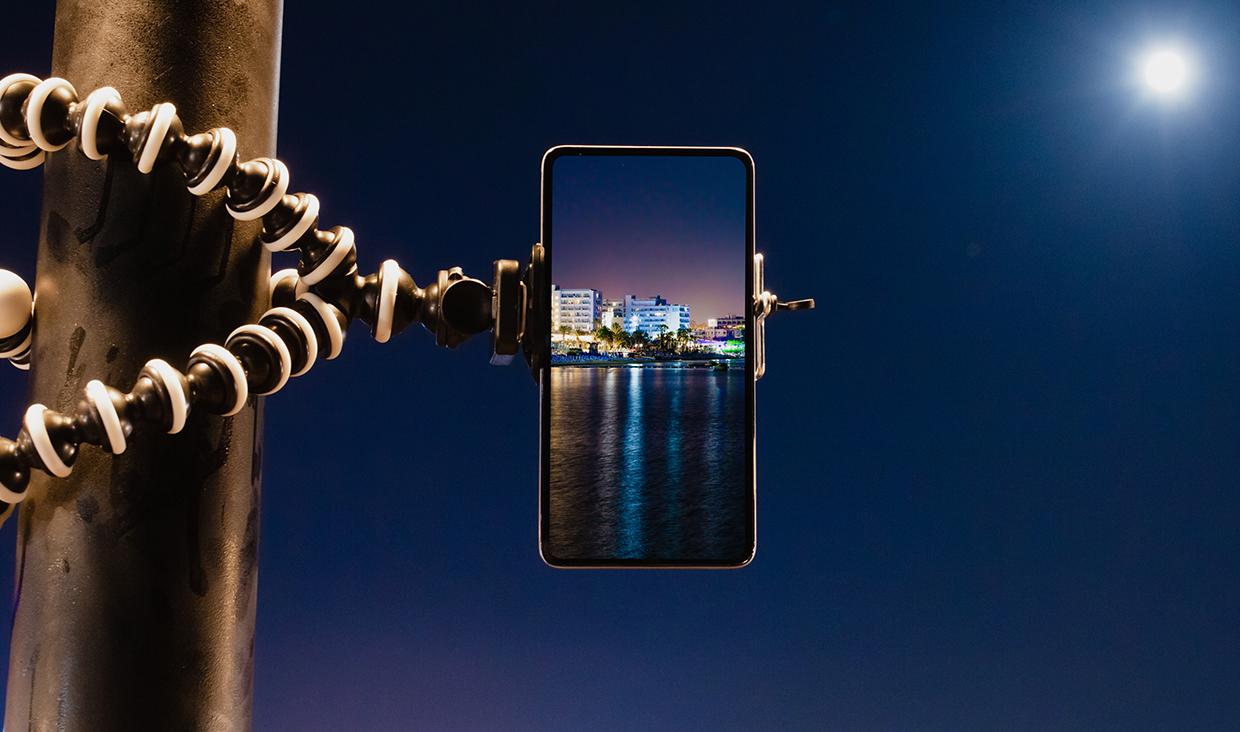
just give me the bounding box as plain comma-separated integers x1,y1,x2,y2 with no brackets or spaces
753,252,815,380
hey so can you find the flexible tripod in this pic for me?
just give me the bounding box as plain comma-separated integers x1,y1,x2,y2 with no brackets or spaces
0,72,813,530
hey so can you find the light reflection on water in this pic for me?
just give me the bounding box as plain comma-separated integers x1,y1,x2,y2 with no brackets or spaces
619,367,645,558
548,366,749,562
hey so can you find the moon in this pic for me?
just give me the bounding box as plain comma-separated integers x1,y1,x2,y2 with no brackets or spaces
1142,49,1190,95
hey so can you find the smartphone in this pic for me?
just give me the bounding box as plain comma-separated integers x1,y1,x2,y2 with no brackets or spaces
539,146,756,568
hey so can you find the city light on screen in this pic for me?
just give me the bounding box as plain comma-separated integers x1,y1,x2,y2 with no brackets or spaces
544,151,754,566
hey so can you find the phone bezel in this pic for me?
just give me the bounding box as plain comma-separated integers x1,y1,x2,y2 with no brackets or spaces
538,145,757,569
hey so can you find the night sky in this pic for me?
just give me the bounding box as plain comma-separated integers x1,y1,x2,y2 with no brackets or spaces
4,1,1240,729
551,153,747,322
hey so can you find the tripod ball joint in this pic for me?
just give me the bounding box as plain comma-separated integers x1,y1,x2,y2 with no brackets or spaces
0,73,46,169
346,263,492,349
0,269,33,370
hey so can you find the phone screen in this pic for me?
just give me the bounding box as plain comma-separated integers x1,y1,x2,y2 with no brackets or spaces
540,147,755,567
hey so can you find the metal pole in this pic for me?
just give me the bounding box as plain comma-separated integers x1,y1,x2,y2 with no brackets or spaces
6,1,282,728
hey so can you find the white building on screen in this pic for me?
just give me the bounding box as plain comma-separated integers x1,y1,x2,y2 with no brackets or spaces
622,295,691,335
551,286,603,333
600,300,625,330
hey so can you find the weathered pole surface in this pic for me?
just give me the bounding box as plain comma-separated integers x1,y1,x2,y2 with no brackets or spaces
6,1,283,729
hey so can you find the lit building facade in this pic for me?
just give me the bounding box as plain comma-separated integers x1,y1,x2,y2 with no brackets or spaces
552,286,602,333
600,300,625,330
622,295,691,335
708,315,745,330
705,314,746,340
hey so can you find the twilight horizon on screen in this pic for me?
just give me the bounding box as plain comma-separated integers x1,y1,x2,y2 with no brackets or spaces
543,149,754,567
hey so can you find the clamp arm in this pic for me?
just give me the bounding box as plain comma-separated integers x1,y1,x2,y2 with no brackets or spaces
753,253,815,380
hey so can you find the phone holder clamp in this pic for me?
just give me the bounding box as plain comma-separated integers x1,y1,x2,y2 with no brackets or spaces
753,252,815,380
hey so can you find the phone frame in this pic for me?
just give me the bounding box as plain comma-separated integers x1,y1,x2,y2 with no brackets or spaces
538,145,757,569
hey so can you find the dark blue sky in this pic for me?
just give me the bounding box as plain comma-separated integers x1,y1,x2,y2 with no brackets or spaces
551,153,746,321
4,1,1240,729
